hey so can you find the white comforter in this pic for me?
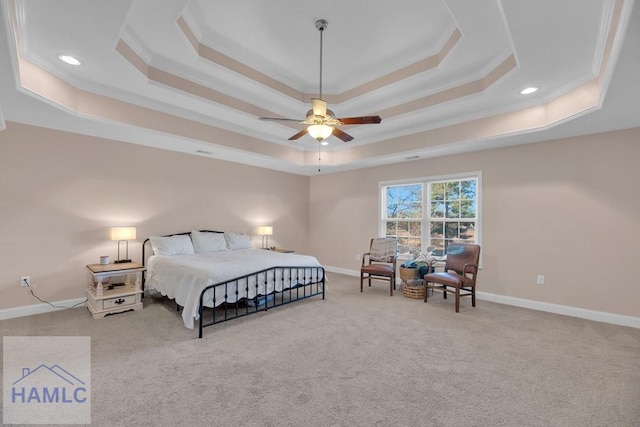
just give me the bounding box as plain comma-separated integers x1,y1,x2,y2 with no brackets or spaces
146,249,323,329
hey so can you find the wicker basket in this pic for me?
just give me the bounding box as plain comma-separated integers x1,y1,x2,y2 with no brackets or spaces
399,267,419,282
400,267,425,299
402,279,426,299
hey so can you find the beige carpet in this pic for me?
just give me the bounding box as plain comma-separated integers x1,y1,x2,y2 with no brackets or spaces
1,273,639,426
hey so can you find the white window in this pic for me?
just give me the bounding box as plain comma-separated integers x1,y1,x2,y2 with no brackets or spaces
380,173,481,257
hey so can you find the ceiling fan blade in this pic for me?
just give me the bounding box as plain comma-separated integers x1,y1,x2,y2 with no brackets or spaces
337,116,382,125
311,98,327,117
288,129,308,141
332,127,354,142
259,117,304,122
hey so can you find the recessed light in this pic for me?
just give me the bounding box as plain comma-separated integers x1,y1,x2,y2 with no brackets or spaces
520,86,538,95
58,55,81,65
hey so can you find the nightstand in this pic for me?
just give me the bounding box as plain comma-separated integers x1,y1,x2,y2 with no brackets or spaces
86,262,145,319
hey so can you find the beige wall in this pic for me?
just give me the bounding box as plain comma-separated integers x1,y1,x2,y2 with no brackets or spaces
309,128,640,318
0,123,310,310
2,121,639,319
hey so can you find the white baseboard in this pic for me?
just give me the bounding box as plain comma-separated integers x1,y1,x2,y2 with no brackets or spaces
325,266,360,277
0,297,86,321
475,292,640,329
4,270,639,330
324,266,640,329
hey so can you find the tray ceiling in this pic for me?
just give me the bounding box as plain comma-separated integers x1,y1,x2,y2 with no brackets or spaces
0,0,638,174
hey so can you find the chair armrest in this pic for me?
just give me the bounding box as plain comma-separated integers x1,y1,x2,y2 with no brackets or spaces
362,252,371,267
463,263,479,277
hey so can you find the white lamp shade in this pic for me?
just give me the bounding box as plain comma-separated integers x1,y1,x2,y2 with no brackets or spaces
257,226,273,236
109,227,136,241
307,124,333,141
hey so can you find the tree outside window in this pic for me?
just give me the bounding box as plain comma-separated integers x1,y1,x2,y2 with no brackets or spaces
383,184,422,255
429,179,477,255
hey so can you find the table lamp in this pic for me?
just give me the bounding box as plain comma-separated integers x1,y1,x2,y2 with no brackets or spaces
109,227,136,263
257,226,273,249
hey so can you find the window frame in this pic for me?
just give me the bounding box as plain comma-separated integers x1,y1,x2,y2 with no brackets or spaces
379,171,482,262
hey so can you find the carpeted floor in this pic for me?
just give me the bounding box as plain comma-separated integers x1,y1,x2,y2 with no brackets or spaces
1,273,640,426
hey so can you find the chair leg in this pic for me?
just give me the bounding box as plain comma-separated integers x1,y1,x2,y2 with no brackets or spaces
389,277,393,296
472,285,476,307
424,281,429,303
455,287,460,313
443,286,447,299
360,273,364,292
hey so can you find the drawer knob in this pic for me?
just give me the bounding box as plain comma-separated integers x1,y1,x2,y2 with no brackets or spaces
113,298,126,305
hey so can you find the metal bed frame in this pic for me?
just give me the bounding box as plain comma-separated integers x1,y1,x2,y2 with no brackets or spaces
142,231,325,338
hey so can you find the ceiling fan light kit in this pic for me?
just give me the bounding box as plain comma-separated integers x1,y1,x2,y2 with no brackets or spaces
308,124,333,141
259,19,381,144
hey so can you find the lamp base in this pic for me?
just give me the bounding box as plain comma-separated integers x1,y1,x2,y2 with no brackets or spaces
114,259,131,264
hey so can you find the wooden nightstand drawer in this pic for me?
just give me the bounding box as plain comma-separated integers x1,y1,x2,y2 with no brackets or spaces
85,276,144,319
103,294,138,309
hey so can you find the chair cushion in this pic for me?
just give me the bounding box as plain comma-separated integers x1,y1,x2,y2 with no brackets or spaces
362,264,394,277
370,238,397,263
424,272,473,288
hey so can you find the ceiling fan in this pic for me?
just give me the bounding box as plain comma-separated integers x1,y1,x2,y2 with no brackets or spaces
259,19,382,144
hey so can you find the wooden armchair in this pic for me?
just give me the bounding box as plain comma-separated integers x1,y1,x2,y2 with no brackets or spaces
360,237,398,296
424,244,481,312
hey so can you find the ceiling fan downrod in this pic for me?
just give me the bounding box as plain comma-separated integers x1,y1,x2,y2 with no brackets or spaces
315,19,327,100
257,18,380,145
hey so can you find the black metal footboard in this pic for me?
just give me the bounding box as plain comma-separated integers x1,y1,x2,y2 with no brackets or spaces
197,265,325,338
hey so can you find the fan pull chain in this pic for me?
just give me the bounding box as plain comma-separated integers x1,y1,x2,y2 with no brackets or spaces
318,141,321,172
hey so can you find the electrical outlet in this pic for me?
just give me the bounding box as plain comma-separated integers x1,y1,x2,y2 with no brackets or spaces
536,275,545,285
20,276,30,287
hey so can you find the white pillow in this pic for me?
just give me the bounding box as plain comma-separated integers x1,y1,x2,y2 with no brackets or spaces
149,235,195,256
224,232,253,250
191,230,227,253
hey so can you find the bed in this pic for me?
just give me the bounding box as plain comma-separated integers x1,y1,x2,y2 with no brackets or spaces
142,230,325,338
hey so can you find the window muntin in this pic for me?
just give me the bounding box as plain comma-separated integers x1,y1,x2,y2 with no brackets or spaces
381,175,479,257
428,178,477,255
383,184,423,255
